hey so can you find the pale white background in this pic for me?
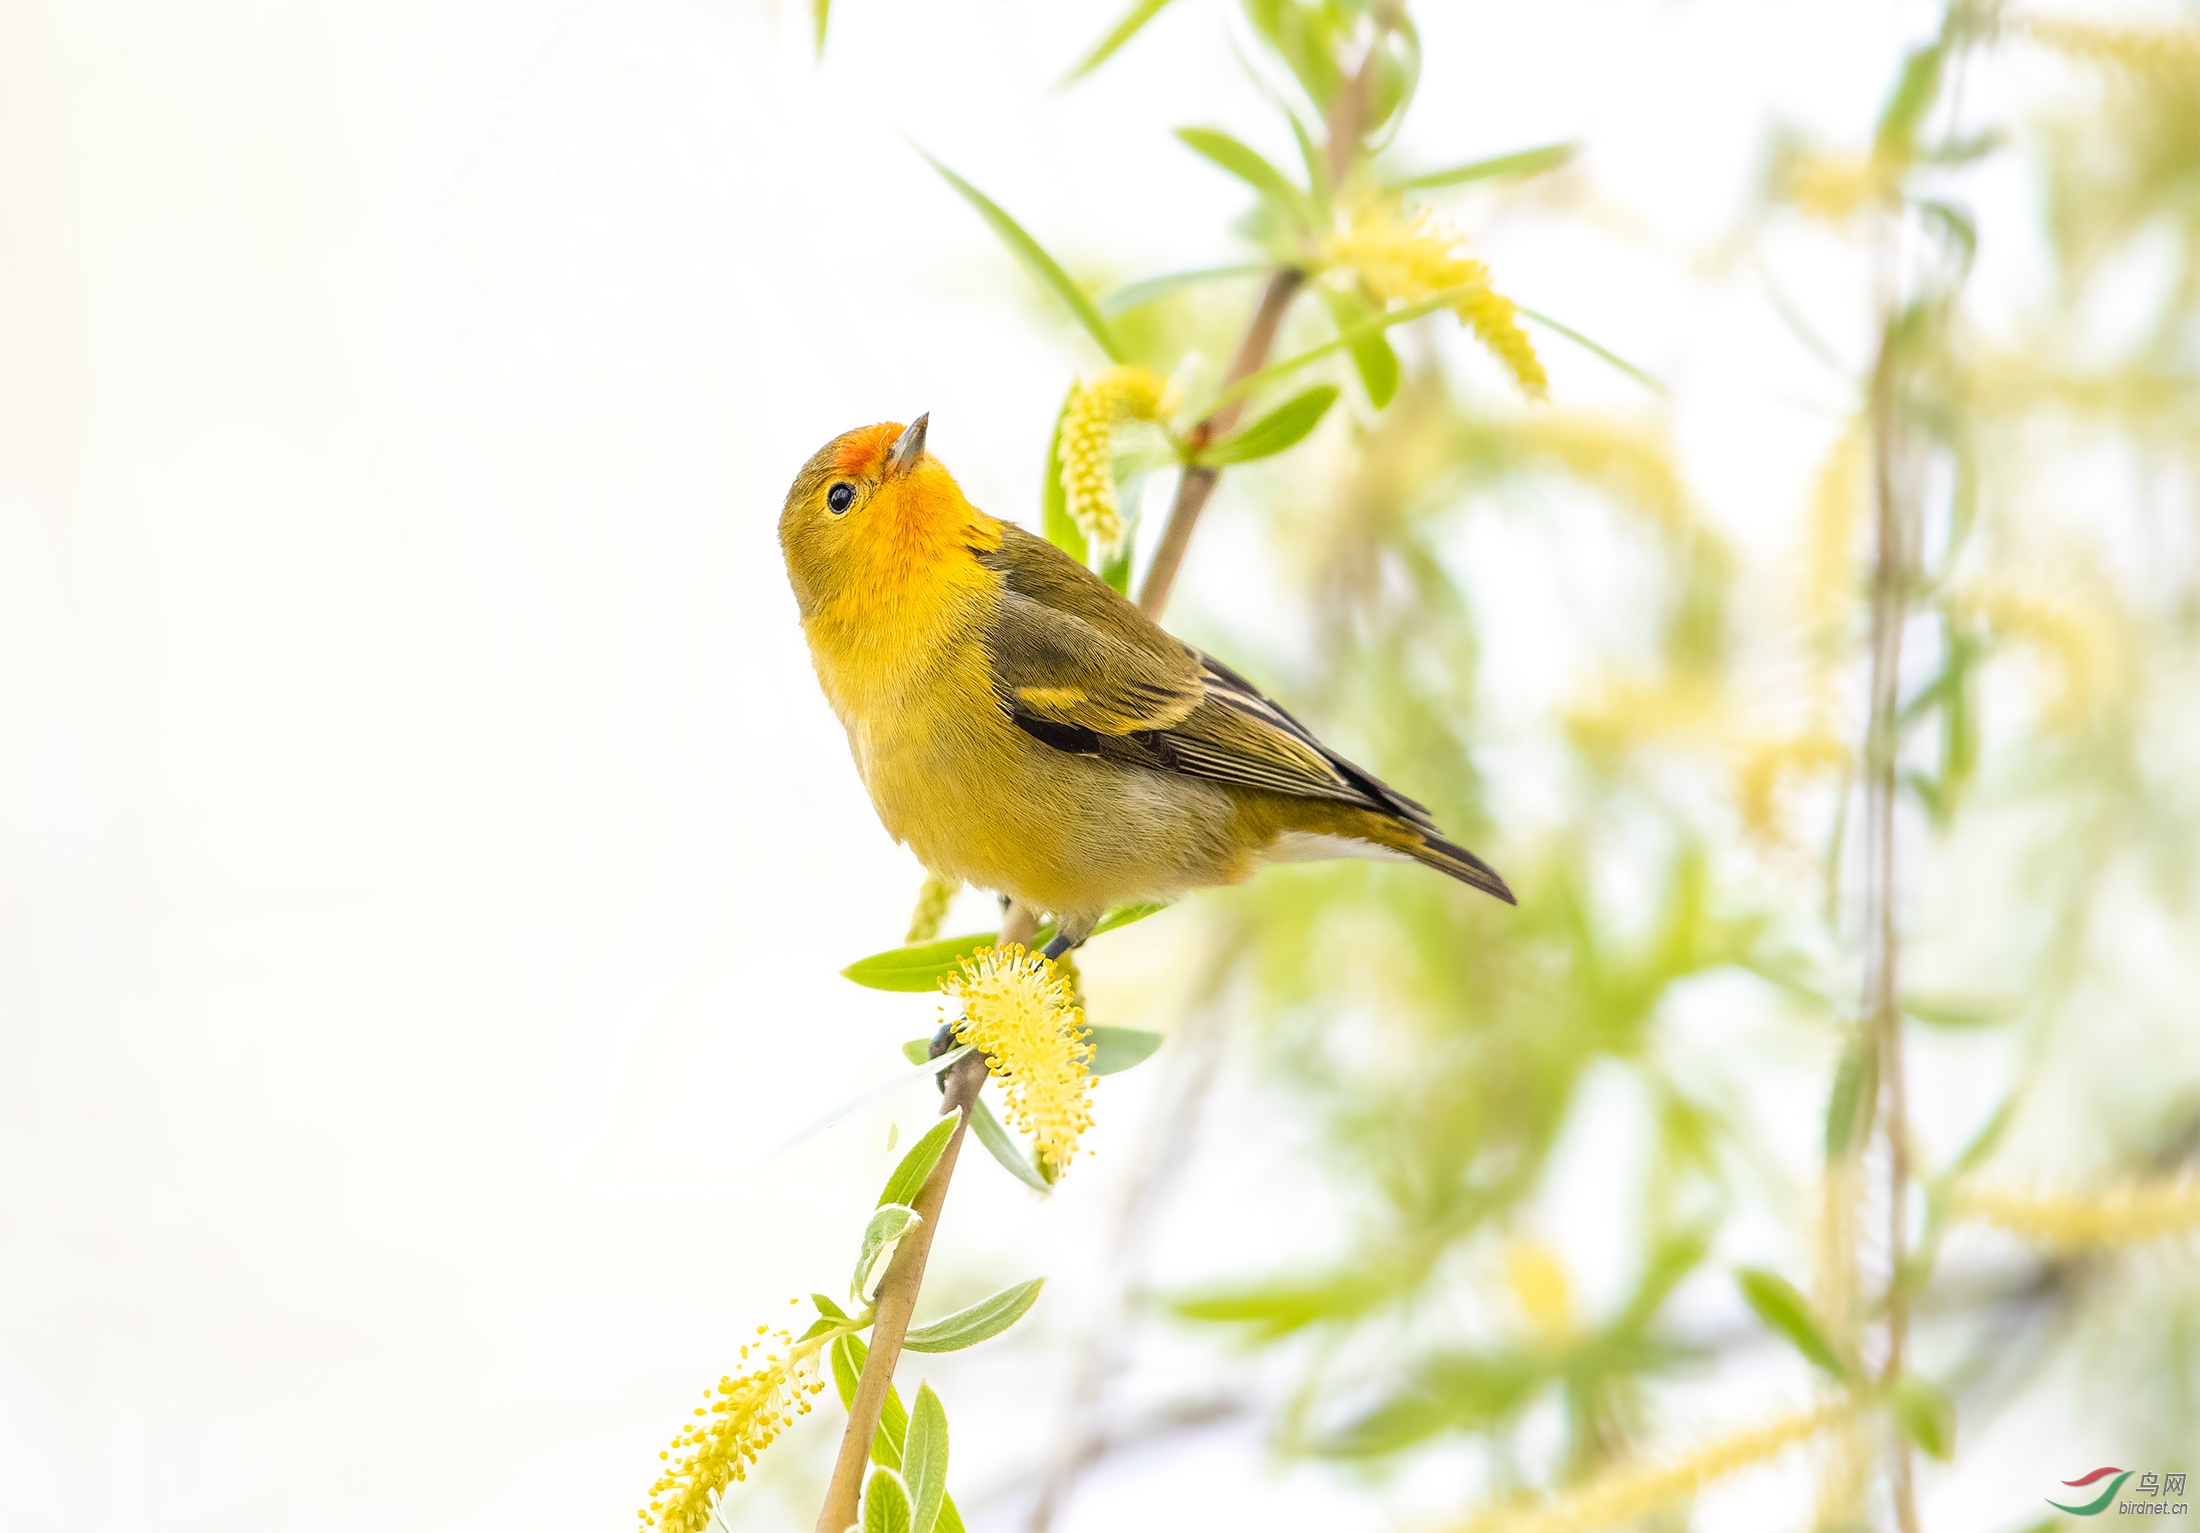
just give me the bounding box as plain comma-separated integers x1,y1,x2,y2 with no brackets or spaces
0,2,2139,1529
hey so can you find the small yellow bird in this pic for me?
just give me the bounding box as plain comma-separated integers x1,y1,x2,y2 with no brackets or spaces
779,415,1513,959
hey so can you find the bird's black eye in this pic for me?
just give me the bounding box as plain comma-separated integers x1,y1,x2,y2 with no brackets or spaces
827,482,855,514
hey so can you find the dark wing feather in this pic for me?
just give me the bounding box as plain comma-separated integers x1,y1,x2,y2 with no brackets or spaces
977,525,1428,820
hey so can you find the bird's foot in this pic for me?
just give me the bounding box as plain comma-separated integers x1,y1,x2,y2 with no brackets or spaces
1040,915,1097,964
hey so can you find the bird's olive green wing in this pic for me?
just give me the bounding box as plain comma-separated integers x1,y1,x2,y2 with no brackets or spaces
977,525,1434,821
979,526,1203,735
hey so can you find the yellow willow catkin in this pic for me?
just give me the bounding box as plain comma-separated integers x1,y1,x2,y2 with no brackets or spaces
2017,15,2200,73
905,873,959,944
1059,367,1173,555
1453,1402,1849,1533
1955,1178,2200,1248
1502,1240,1574,1337
1958,577,2137,733
640,1325,829,1533
1779,148,1896,224
942,944,1095,1178
1323,203,1548,399
1731,730,1849,847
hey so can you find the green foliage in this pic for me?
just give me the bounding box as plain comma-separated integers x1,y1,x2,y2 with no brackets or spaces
1318,283,1400,408
1397,140,1577,189
832,1337,970,1533
877,1113,962,1210
861,1466,911,1533
1087,1024,1163,1074
921,153,1126,363
1041,385,1085,564
1889,1374,1956,1460
903,1277,1045,1353
1199,385,1340,464
1735,1268,1853,1381
842,902,1169,991
969,1094,1051,1191
1064,0,1181,82
902,1384,950,1533
852,1205,922,1303
1174,127,1312,226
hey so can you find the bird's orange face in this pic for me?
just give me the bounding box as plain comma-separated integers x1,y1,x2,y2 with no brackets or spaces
778,415,1001,629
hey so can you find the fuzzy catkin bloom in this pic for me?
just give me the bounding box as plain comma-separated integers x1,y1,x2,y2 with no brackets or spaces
1958,576,2137,733
1060,368,1174,556
2017,16,2200,73
942,944,1095,1178
905,873,960,944
640,1327,828,1533
1502,1240,1574,1337
1955,1178,2200,1248
1455,1402,1847,1533
1323,203,1548,399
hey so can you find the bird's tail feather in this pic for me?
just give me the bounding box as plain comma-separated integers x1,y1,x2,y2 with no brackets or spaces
1406,832,1517,906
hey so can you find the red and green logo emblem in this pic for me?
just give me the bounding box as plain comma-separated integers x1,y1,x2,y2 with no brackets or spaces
2048,1467,2133,1516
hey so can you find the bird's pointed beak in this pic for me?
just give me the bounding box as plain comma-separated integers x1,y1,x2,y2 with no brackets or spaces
884,413,929,479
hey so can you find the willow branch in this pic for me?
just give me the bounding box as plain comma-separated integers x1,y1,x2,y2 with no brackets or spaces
1135,269,1305,618
1134,27,1380,619
816,1045,991,1532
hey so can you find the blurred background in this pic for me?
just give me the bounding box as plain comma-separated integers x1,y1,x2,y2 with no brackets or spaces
3,1,2197,1529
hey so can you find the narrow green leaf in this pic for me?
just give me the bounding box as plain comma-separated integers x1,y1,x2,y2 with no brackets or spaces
1902,992,2017,1029
1097,264,1269,317
853,1205,922,1302
1041,384,1085,563
1824,1035,1878,1161
1517,307,1668,396
921,153,1125,363
1399,140,1578,189
833,1336,908,1468
811,0,829,57
1288,110,1328,208
1093,900,1169,936
904,1278,1046,1353
1319,284,1399,408
844,933,1000,992
1735,1268,1851,1380
1062,0,1179,83
1102,538,1133,595
813,1292,853,1323
970,1095,1051,1193
863,1465,913,1533
1216,279,1496,408
877,1112,963,1209
901,1038,934,1066
903,1384,951,1533
1087,1024,1162,1076
1874,43,1946,164
1174,128,1308,220
1200,385,1339,465
1890,1374,1956,1460
796,1314,840,1343
845,904,1166,991
1948,1094,2017,1180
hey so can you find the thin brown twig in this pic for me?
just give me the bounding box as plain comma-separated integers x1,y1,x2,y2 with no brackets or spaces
1135,269,1306,618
